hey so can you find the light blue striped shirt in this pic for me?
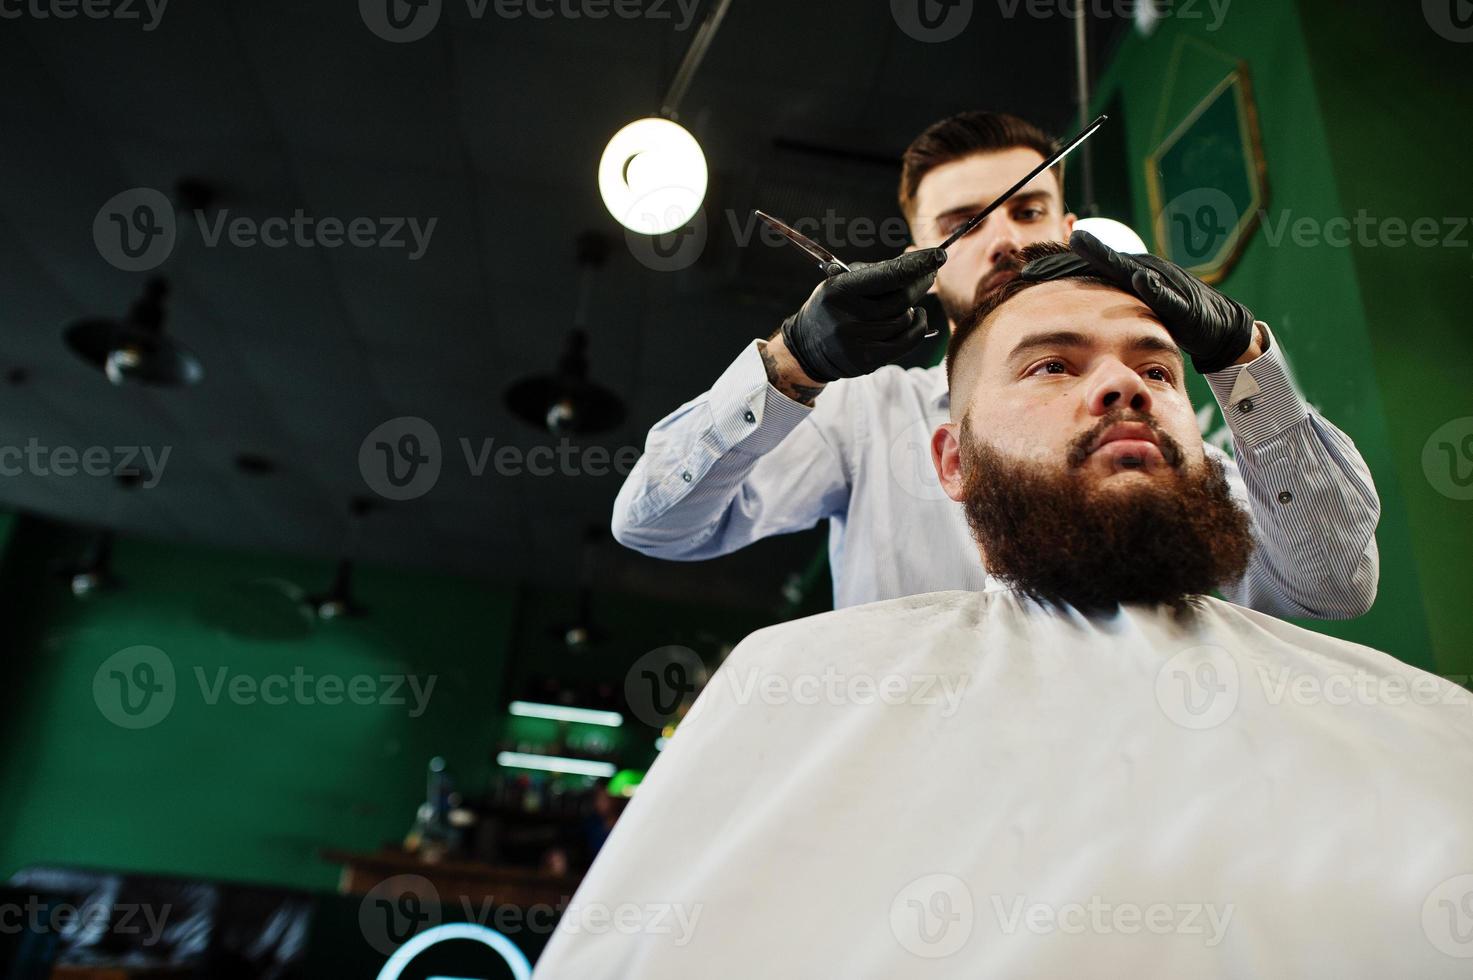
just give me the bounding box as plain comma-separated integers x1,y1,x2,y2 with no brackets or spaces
612,326,1380,617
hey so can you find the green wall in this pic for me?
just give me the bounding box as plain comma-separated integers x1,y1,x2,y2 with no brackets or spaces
1294,0,1473,680
0,516,770,892
1090,2,1472,673
0,517,517,891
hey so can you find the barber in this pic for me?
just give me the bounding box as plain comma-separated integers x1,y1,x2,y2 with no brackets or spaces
611,111,1379,617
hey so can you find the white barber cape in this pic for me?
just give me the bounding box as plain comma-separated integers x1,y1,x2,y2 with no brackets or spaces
533,585,1473,979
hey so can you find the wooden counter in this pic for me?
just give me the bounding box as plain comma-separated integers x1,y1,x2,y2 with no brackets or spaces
321,849,581,909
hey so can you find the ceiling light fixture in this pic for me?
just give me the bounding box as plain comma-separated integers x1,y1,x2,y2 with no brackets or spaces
597,0,732,234
64,277,203,387
63,530,118,598
505,235,626,436
307,497,375,621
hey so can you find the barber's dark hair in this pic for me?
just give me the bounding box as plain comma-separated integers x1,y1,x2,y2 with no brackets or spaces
899,111,1062,221
944,241,1117,391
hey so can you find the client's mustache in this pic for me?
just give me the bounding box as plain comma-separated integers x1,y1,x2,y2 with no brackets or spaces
1065,410,1186,470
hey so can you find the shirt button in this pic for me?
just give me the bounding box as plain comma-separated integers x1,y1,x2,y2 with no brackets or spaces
1277,491,1294,504
682,471,693,483
743,410,755,424
1237,398,1255,414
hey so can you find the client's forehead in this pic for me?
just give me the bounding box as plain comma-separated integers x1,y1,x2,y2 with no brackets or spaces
976,280,1169,368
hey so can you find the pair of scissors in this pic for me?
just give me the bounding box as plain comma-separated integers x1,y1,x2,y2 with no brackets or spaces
754,210,941,339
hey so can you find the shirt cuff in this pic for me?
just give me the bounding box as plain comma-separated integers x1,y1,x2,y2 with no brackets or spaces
1203,323,1310,448
706,340,814,455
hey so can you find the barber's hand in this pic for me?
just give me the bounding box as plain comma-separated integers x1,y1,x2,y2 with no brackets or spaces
779,248,947,383
1069,230,1254,373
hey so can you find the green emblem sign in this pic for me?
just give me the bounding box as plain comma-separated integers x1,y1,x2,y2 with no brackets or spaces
1146,66,1268,285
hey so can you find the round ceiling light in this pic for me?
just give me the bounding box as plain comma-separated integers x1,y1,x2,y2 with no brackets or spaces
598,117,707,235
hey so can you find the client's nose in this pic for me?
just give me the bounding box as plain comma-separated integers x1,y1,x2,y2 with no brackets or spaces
1086,360,1153,416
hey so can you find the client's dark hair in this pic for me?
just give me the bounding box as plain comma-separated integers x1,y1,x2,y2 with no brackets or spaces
944,240,1116,391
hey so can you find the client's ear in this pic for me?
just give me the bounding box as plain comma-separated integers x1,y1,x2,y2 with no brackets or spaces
931,422,967,503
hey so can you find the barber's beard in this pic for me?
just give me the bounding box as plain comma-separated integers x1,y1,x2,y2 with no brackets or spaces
958,413,1254,611
938,251,1027,325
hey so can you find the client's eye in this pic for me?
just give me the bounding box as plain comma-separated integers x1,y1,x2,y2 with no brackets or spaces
1030,360,1068,376
1143,366,1173,383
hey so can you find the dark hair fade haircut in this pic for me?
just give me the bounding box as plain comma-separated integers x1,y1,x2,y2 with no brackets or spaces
898,111,1063,222
944,241,1116,392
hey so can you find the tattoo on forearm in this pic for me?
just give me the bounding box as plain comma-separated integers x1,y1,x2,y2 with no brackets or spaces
760,343,824,406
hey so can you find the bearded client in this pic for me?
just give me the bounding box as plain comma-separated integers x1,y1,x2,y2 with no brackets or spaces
532,238,1473,979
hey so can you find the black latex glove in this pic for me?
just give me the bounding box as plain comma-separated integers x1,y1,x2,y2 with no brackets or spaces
1069,230,1255,374
779,248,947,382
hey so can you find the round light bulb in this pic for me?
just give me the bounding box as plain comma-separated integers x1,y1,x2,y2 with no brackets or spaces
1074,217,1149,254
598,117,707,235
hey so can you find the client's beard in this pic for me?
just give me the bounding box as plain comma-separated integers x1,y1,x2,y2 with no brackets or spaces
959,412,1254,611
938,251,1026,325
